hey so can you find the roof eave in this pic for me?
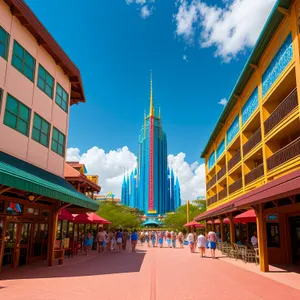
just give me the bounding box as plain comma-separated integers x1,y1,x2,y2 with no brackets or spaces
201,0,292,158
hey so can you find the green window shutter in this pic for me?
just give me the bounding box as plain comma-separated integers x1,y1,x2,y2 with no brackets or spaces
3,94,31,136
12,40,36,82
51,127,65,157
37,64,54,98
32,113,50,148
0,88,3,115
0,26,10,60
55,83,69,112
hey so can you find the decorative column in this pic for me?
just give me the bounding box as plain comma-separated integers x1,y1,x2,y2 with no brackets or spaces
228,213,235,245
219,216,224,242
48,205,58,266
256,203,269,272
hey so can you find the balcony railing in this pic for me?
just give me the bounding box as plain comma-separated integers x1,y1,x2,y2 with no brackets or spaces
243,128,262,157
228,149,241,171
267,136,300,171
218,188,227,201
264,88,298,135
207,195,218,206
206,174,216,190
229,177,242,194
245,164,264,185
217,165,226,181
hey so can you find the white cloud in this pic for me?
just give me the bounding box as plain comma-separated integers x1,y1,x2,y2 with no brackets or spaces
168,153,205,203
183,54,188,62
126,0,155,19
67,147,206,203
174,0,276,62
141,5,152,19
218,98,228,106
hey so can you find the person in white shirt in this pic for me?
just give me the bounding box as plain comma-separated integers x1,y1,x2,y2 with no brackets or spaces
187,232,195,253
197,233,207,257
251,232,258,248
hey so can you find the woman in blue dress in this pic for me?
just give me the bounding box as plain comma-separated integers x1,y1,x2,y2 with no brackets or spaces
151,232,156,247
84,232,93,255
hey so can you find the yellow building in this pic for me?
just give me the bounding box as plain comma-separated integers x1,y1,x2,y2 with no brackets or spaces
196,0,300,272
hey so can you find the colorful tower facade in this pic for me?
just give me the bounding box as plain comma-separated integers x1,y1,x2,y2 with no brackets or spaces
121,74,181,216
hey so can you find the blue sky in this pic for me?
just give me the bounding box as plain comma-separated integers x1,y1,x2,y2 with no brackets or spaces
25,0,276,198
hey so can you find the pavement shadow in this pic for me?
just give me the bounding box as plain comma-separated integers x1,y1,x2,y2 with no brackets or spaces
0,250,147,281
269,264,300,274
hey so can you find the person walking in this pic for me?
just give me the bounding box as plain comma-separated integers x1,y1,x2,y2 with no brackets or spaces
151,231,156,247
83,232,93,256
166,231,172,248
171,232,176,248
187,231,195,253
197,233,207,258
178,232,184,248
145,231,150,247
207,230,217,259
158,231,164,248
116,229,123,253
125,231,131,252
96,228,105,254
131,229,138,252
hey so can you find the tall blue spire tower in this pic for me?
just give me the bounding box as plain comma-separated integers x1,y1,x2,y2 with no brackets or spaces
121,72,181,216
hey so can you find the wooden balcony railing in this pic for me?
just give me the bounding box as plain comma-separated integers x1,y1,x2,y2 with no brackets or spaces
229,177,242,194
228,149,241,171
267,136,300,171
206,174,216,190
243,127,262,156
207,195,218,206
264,88,298,135
217,165,226,181
245,164,264,185
218,188,227,201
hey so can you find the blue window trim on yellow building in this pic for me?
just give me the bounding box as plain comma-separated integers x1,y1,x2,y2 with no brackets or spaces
227,116,240,145
242,87,259,125
3,94,31,137
11,40,36,82
216,139,225,159
0,26,10,61
208,151,215,170
262,33,293,97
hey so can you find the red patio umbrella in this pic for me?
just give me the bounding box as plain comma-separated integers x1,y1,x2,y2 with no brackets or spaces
207,218,230,225
58,209,74,221
184,220,205,228
73,212,111,224
234,210,256,223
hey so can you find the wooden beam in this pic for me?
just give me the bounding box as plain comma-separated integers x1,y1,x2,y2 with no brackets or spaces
289,195,296,204
0,186,12,195
233,93,240,100
272,200,278,207
10,6,22,16
257,203,269,272
277,7,290,16
70,76,80,83
250,63,258,70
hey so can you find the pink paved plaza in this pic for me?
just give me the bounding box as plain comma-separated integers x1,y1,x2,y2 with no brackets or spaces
0,246,300,300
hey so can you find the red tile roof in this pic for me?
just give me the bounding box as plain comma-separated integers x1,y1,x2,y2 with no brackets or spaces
4,0,85,105
64,163,101,192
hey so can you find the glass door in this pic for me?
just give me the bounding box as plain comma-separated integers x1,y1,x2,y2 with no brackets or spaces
3,222,18,268
19,222,31,266
31,222,49,261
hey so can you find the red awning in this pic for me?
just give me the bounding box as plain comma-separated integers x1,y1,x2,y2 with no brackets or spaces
207,218,230,225
234,210,256,223
73,212,111,224
58,209,74,221
184,220,205,228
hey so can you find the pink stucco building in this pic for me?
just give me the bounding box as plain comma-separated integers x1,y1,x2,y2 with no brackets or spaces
0,0,98,272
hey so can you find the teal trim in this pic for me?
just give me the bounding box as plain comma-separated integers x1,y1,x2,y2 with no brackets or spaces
226,116,239,145
262,33,293,97
0,151,98,211
201,0,292,158
208,151,215,170
216,139,225,159
242,88,259,125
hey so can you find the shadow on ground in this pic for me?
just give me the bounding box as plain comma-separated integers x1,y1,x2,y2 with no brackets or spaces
0,250,147,281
